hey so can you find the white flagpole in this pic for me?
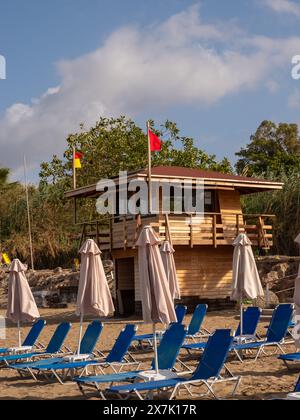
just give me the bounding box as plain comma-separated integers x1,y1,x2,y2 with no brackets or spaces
147,121,152,215
24,156,34,271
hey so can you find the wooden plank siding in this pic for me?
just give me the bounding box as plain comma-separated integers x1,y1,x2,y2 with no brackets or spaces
218,190,244,239
113,246,233,303
173,246,233,299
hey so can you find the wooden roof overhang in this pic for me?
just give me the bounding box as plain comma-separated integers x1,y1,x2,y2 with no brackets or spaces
65,167,283,199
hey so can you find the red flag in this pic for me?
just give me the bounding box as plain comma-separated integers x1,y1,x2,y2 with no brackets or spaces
75,151,83,159
149,129,162,152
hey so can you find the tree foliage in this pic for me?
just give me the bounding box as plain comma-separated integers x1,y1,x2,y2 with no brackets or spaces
236,120,300,177
40,116,232,189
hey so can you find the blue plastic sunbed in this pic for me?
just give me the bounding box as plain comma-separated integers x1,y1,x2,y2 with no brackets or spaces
74,323,187,398
132,305,187,346
9,321,103,380
0,319,46,355
231,304,294,362
234,307,262,342
278,352,300,369
105,329,240,400
182,306,262,354
185,304,210,341
22,324,139,384
295,377,300,392
0,322,72,367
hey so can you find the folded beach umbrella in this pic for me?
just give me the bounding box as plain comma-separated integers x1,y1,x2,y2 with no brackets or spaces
76,239,114,355
136,226,177,375
231,234,264,342
6,259,40,346
160,241,181,301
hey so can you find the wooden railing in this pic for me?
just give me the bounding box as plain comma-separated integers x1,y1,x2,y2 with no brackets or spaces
111,213,275,250
76,213,275,251
158,213,275,249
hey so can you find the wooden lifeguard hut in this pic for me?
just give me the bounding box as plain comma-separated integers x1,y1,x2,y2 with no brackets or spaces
65,166,283,315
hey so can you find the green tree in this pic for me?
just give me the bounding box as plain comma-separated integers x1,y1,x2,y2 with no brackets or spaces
236,120,300,177
0,167,9,186
40,116,233,190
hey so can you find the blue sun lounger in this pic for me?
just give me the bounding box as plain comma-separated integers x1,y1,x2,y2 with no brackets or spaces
74,323,187,398
0,319,46,355
234,307,262,342
185,304,210,341
132,305,187,346
182,306,262,354
105,329,240,400
231,304,294,362
0,322,72,367
21,324,139,384
9,321,103,380
296,377,300,392
279,352,300,369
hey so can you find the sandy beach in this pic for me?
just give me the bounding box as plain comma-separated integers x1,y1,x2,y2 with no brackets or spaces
0,307,298,400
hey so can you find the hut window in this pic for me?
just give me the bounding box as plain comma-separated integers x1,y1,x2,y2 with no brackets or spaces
204,191,214,213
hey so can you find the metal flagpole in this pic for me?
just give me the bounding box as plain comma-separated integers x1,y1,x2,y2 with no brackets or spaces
147,121,152,215
24,156,34,271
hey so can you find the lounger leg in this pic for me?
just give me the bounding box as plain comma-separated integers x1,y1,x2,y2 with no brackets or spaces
51,369,65,385
170,384,181,400
233,348,244,363
232,377,241,396
134,390,145,400
27,368,38,381
254,347,263,362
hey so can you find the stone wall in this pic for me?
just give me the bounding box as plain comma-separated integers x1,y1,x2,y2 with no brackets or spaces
256,256,300,304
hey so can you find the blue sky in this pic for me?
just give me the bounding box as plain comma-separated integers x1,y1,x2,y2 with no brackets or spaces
1,0,300,181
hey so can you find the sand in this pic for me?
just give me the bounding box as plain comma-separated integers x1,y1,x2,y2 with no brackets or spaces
0,307,298,400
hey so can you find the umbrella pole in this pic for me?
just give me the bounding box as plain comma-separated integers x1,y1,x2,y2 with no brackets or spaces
17,321,21,347
240,301,244,345
153,324,159,374
77,314,83,356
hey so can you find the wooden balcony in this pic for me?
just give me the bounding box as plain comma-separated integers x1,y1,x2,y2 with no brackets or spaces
77,213,275,251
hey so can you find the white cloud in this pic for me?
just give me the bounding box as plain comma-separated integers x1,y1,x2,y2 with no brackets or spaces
0,4,299,178
264,0,300,17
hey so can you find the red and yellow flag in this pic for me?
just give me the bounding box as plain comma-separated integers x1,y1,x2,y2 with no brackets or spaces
74,151,83,169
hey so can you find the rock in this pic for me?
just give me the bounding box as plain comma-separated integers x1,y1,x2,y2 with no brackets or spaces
256,291,279,309
54,267,63,274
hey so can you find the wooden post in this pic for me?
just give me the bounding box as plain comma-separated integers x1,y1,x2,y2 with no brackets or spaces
96,221,100,246
132,214,142,249
213,214,217,248
236,214,240,236
165,214,173,247
72,146,76,190
109,218,113,253
190,215,194,249
123,216,127,250
79,223,86,248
